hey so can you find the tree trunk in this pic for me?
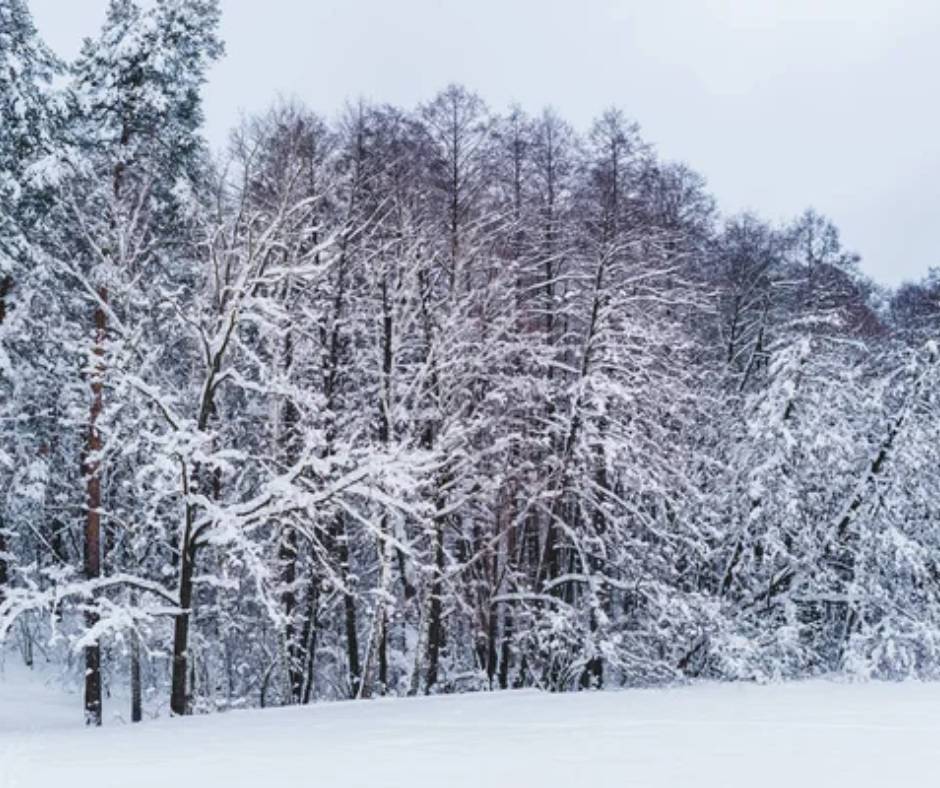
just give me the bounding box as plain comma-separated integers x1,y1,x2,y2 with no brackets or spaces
359,514,393,699
130,622,142,723
277,321,305,703
0,516,8,605
83,291,107,727
170,504,196,716
280,524,303,703
378,610,388,695
498,606,512,689
0,275,9,324
332,513,361,698
424,508,446,693
299,580,319,705
343,591,361,697
357,604,385,700
0,276,8,600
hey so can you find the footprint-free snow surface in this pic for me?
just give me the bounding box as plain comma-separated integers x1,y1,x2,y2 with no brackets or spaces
2,664,938,787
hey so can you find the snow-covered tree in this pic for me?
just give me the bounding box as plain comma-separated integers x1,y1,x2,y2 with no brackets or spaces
3,2,937,723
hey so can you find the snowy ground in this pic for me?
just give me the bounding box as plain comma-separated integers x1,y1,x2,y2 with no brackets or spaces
2,663,939,787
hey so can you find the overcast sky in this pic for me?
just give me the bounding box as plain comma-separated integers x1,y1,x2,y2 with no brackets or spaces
28,0,940,287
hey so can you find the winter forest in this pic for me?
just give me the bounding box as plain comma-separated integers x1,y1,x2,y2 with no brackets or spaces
3,0,940,730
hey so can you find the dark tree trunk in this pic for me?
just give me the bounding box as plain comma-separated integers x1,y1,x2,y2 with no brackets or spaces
83,292,107,727
0,275,9,324
375,275,393,698
333,513,361,698
0,280,8,602
424,508,446,693
0,516,8,605
170,508,195,716
485,595,498,688
378,609,388,695
83,638,101,727
343,594,361,696
278,325,304,703
299,579,319,705
130,623,142,723
498,607,512,689
280,524,303,703
169,326,224,715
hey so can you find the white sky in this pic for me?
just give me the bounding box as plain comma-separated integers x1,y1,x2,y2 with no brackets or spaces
28,0,940,286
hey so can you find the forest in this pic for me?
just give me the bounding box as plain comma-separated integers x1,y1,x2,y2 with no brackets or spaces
3,0,940,728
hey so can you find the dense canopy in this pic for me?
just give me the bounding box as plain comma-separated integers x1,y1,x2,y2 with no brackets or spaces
2,0,940,726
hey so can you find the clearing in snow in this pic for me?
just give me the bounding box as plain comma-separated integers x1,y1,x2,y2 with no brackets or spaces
1,665,938,788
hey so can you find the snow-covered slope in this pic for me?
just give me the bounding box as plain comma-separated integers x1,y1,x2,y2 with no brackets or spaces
2,671,939,788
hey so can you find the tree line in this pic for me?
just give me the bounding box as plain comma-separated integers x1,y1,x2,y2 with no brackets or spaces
2,0,940,726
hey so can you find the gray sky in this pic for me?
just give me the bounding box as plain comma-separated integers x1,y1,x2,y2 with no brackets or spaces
29,0,940,287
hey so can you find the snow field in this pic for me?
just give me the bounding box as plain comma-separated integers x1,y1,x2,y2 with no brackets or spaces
2,668,939,788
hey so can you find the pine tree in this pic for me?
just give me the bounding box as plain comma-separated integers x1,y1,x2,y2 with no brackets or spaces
0,0,60,642
30,0,223,724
